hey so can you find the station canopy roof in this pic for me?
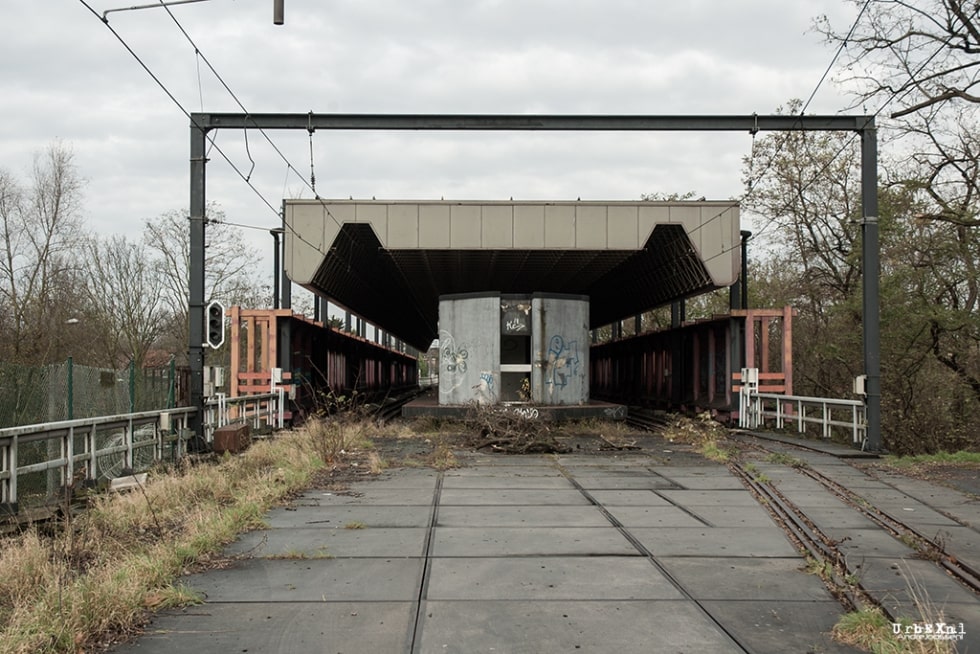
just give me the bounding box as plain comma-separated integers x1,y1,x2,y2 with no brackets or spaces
284,199,740,351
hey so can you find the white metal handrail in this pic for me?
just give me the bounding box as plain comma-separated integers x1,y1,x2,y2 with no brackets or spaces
0,408,196,511
738,369,867,448
0,390,287,514
203,391,284,442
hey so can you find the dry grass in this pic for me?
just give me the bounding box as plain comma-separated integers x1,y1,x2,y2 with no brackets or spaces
306,415,379,465
0,430,321,654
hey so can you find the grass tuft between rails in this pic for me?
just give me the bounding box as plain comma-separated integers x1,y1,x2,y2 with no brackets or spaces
0,430,322,654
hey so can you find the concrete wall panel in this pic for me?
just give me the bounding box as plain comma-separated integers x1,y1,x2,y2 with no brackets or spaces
531,296,589,406
575,205,607,248
419,204,451,248
514,205,545,248
607,206,638,249
450,204,482,248
544,205,576,248
439,294,500,405
482,204,514,248
387,204,419,248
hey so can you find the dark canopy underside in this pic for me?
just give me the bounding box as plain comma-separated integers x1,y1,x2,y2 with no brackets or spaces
306,222,714,350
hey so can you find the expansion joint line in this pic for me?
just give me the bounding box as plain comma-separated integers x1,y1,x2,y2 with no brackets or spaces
554,462,751,654
409,471,443,654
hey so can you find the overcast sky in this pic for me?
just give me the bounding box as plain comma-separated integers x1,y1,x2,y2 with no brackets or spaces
2,0,863,276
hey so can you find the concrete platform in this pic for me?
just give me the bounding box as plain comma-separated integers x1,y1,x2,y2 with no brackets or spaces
111,447,980,654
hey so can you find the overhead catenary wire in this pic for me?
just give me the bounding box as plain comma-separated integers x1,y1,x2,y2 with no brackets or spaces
77,0,338,263
152,0,343,229
80,0,900,307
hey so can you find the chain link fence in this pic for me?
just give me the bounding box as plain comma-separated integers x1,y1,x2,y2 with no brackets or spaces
0,358,178,429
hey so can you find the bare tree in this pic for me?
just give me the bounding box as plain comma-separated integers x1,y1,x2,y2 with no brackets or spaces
0,142,86,364
818,0,980,119
821,2,980,436
143,205,269,357
82,234,164,369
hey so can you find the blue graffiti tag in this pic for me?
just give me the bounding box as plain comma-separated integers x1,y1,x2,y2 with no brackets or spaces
546,335,579,388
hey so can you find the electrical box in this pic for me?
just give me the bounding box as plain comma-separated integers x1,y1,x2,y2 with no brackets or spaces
853,375,867,396
271,367,283,384
741,368,759,384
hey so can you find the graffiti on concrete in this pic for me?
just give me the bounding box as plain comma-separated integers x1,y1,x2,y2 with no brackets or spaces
509,406,539,420
501,300,531,334
439,330,469,398
441,334,468,374
546,335,580,389
473,370,497,404
603,406,627,419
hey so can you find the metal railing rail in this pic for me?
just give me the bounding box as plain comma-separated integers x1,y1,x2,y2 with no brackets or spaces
738,369,867,448
0,408,196,512
0,392,286,514
203,391,285,441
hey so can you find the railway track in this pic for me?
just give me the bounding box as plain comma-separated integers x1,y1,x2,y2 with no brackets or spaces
730,439,980,612
624,407,672,432
625,413,980,619
798,464,980,596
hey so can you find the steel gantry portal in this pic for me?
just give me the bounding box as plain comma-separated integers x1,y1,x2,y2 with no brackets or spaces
187,113,881,450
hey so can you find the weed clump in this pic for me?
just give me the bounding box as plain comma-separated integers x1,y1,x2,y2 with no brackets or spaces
663,412,735,462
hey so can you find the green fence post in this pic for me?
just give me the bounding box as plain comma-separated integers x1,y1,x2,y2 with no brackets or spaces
167,355,176,409
129,359,136,414
67,356,74,421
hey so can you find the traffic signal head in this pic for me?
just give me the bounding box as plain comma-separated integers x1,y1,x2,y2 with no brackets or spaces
206,301,225,349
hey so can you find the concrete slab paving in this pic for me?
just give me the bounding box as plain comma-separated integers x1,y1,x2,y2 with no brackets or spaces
659,475,747,490
572,475,681,490
225,526,429,558
110,448,980,654
824,527,923,559
698,600,861,654
657,489,765,507
431,526,638,557
294,488,436,505
440,475,575,489
443,465,564,477
649,465,733,477
186,558,423,602
686,504,780,528
854,557,980,613
438,488,593,505
871,503,965,527
265,504,432,528
630,527,800,557
657,557,832,601
344,470,440,488
794,506,881,529
417,600,742,654
426,556,685,600
111,602,414,654
605,505,710,527
586,489,674,506
437,505,611,527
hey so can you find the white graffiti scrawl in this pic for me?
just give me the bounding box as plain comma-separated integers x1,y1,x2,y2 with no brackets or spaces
439,329,470,398
546,335,580,388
